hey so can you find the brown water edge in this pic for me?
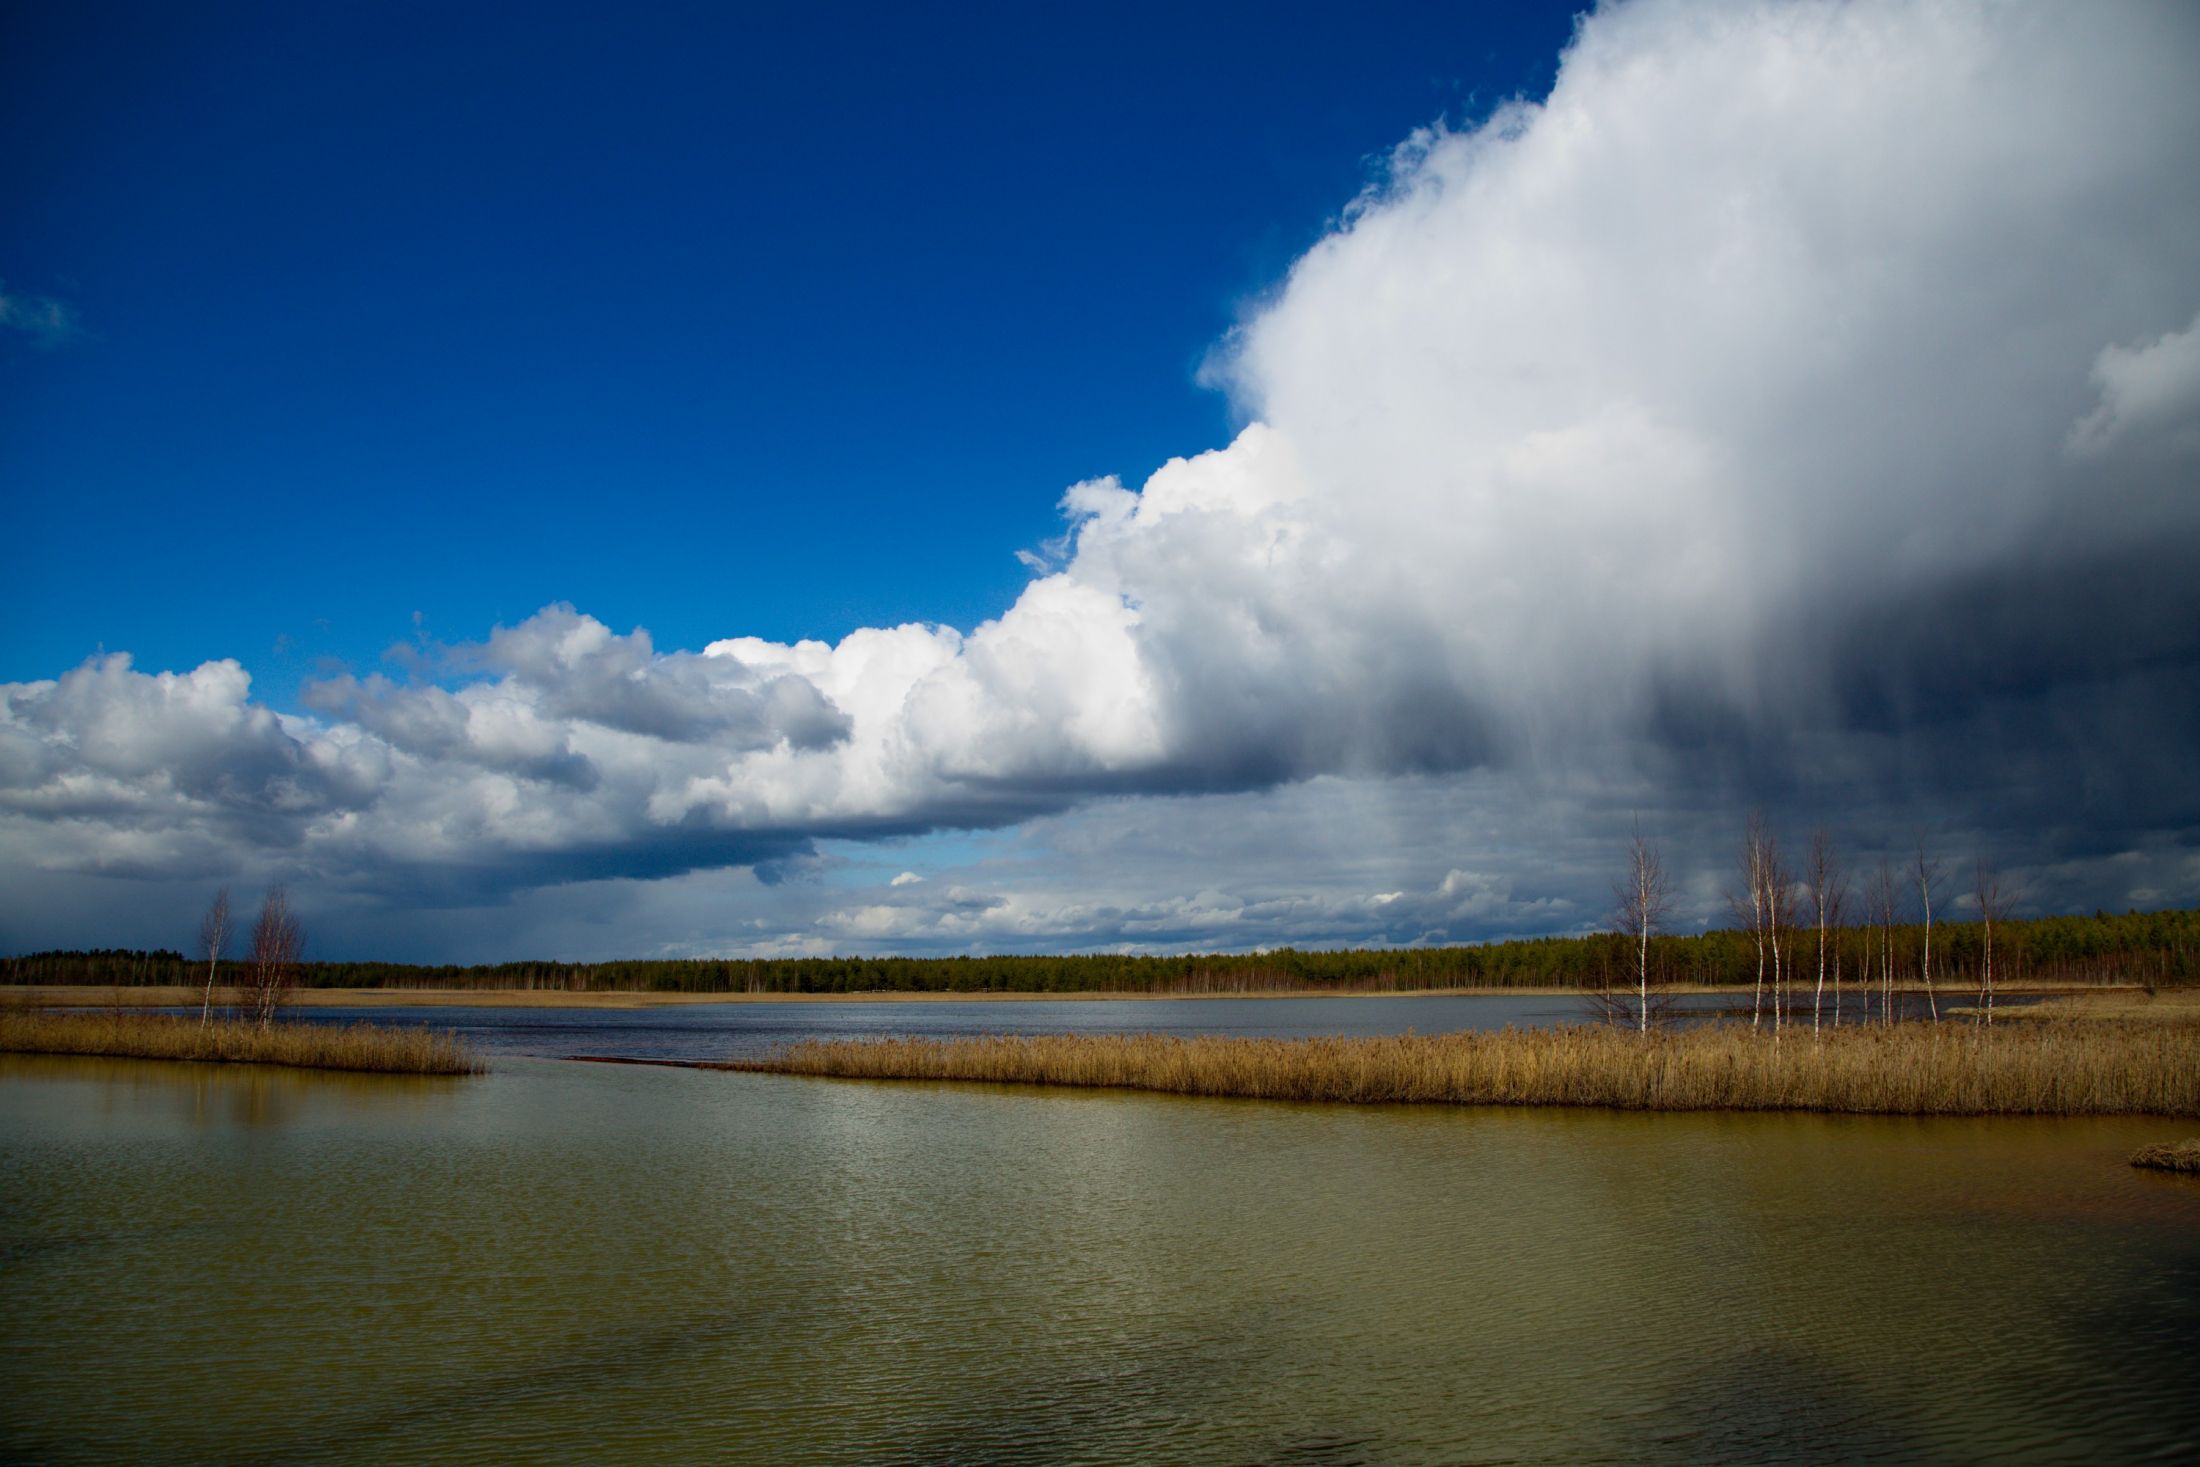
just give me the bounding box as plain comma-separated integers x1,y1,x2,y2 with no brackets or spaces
0,1050,478,1132
565,1054,718,1068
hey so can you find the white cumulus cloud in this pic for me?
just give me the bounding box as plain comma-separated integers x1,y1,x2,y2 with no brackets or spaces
5,0,2198,950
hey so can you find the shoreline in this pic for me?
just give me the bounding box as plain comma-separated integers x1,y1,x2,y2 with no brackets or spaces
1,980,2134,1010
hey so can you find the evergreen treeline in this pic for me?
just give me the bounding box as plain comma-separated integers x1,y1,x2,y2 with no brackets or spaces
5,906,2194,994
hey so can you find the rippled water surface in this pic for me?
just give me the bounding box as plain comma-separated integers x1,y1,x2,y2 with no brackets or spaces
3,1053,2194,1464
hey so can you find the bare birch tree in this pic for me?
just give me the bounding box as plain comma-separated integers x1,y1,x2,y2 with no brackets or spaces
1614,825,1673,1035
1765,837,1793,1038
242,887,304,1029
1871,857,1899,1027
1828,885,1850,1028
1735,813,1772,1031
1806,830,1845,1037
1913,845,1944,1021
197,886,231,1025
1974,853,2006,1025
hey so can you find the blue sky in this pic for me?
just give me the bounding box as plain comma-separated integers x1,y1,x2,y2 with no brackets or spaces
4,1,2198,961
4,0,1574,702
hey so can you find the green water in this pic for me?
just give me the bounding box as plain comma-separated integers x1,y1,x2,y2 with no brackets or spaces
2,1055,2195,1465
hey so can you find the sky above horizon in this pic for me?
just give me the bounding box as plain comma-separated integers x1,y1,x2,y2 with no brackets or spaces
5,0,2198,963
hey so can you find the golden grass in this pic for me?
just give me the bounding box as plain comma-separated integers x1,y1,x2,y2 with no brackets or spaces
2130,1139,2200,1173
0,1010,483,1075
729,1020,2200,1117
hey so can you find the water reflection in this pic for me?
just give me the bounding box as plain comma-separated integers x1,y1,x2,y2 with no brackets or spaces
3,1055,2194,1465
9,1051,469,1132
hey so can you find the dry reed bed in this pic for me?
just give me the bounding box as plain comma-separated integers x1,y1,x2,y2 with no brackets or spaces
0,1010,483,1076
730,1021,2200,1117
2131,1139,2200,1173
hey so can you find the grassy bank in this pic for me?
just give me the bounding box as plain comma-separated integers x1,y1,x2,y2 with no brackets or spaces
0,1010,483,1075
730,1020,2200,1117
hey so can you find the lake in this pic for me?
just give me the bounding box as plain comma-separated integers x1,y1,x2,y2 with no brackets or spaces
3,1049,2193,1464
255,987,1959,1062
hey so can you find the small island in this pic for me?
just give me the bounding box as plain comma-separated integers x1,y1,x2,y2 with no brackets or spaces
0,1009,481,1076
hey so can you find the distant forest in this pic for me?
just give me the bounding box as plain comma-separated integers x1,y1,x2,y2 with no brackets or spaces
5,906,2194,994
